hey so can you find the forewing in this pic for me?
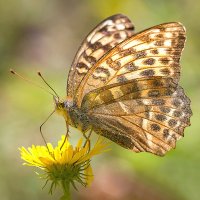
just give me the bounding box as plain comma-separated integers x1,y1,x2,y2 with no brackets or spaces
76,22,186,107
67,14,135,98
89,86,192,156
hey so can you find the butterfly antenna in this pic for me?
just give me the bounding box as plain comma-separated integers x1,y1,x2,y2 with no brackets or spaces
40,109,56,153
10,69,55,96
37,71,60,99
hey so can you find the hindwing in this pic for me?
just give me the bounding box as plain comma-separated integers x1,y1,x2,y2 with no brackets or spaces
89,86,191,156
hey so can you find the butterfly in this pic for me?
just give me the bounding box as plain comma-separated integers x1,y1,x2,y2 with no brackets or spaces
55,14,192,156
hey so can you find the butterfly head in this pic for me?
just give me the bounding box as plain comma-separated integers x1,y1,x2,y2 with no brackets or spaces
54,96,74,125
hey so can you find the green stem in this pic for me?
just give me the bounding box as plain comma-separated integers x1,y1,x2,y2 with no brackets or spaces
60,181,71,200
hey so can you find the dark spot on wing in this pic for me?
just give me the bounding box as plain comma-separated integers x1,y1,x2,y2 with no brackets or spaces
163,129,169,138
165,88,174,96
103,43,113,51
155,40,164,46
152,99,165,105
85,56,97,64
114,33,121,39
136,51,147,59
160,68,171,75
77,62,89,70
159,106,171,113
90,42,102,51
155,114,167,122
151,49,159,54
173,110,182,117
140,69,155,76
168,119,177,127
111,61,121,70
117,75,128,83
125,63,138,71
172,99,181,107
152,79,163,87
156,34,164,38
151,123,161,132
143,58,156,65
148,90,160,97
95,67,111,77
159,58,170,65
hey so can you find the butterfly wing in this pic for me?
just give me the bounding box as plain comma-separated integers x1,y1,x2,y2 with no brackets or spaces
76,22,186,107
67,14,135,98
89,86,191,156
67,17,191,156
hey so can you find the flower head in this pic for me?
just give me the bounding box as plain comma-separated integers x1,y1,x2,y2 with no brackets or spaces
20,135,109,199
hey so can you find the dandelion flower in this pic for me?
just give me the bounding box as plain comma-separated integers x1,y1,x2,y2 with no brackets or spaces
19,136,109,200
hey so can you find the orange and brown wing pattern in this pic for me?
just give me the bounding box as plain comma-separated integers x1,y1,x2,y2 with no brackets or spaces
89,86,192,156
81,77,176,110
67,14,135,99
66,15,191,156
76,22,186,107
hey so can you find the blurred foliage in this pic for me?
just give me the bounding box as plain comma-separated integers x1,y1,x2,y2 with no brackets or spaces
0,0,200,199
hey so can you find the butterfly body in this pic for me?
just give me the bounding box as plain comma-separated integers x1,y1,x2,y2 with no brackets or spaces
55,97,92,133
59,14,192,156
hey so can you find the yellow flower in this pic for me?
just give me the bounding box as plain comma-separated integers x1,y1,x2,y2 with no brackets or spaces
19,135,109,199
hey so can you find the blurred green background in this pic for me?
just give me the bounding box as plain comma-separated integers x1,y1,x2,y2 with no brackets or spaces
1,0,199,199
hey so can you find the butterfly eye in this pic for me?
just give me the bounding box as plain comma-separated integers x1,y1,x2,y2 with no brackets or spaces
59,102,66,110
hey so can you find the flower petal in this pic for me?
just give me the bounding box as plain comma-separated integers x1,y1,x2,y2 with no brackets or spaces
85,164,94,186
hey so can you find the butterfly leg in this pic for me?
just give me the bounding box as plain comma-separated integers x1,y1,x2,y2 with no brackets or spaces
83,128,93,151
60,122,70,150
